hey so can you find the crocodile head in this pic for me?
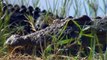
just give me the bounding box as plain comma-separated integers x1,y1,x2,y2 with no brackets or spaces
4,35,29,47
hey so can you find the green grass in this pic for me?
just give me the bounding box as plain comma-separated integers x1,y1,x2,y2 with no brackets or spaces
0,0,107,60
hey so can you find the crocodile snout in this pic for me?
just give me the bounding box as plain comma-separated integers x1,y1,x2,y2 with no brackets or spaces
4,35,21,46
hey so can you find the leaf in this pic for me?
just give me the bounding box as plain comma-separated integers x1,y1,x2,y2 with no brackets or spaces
45,45,53,52
57,38,74,45
82,34,93,38
83,26,91,31
72,20,82,30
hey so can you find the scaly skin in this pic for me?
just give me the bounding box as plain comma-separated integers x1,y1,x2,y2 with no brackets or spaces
4,15,92,56
5,16,107,56
5,19,74,55
5,19,71,46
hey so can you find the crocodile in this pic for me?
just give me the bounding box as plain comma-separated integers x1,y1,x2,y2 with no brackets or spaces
4,15,107,56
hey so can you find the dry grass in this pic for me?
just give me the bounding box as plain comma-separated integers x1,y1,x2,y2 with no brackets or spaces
0,54,43,60
0,54,89,60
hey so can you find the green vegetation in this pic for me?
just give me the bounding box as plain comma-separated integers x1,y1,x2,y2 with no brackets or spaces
0,0,107,60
